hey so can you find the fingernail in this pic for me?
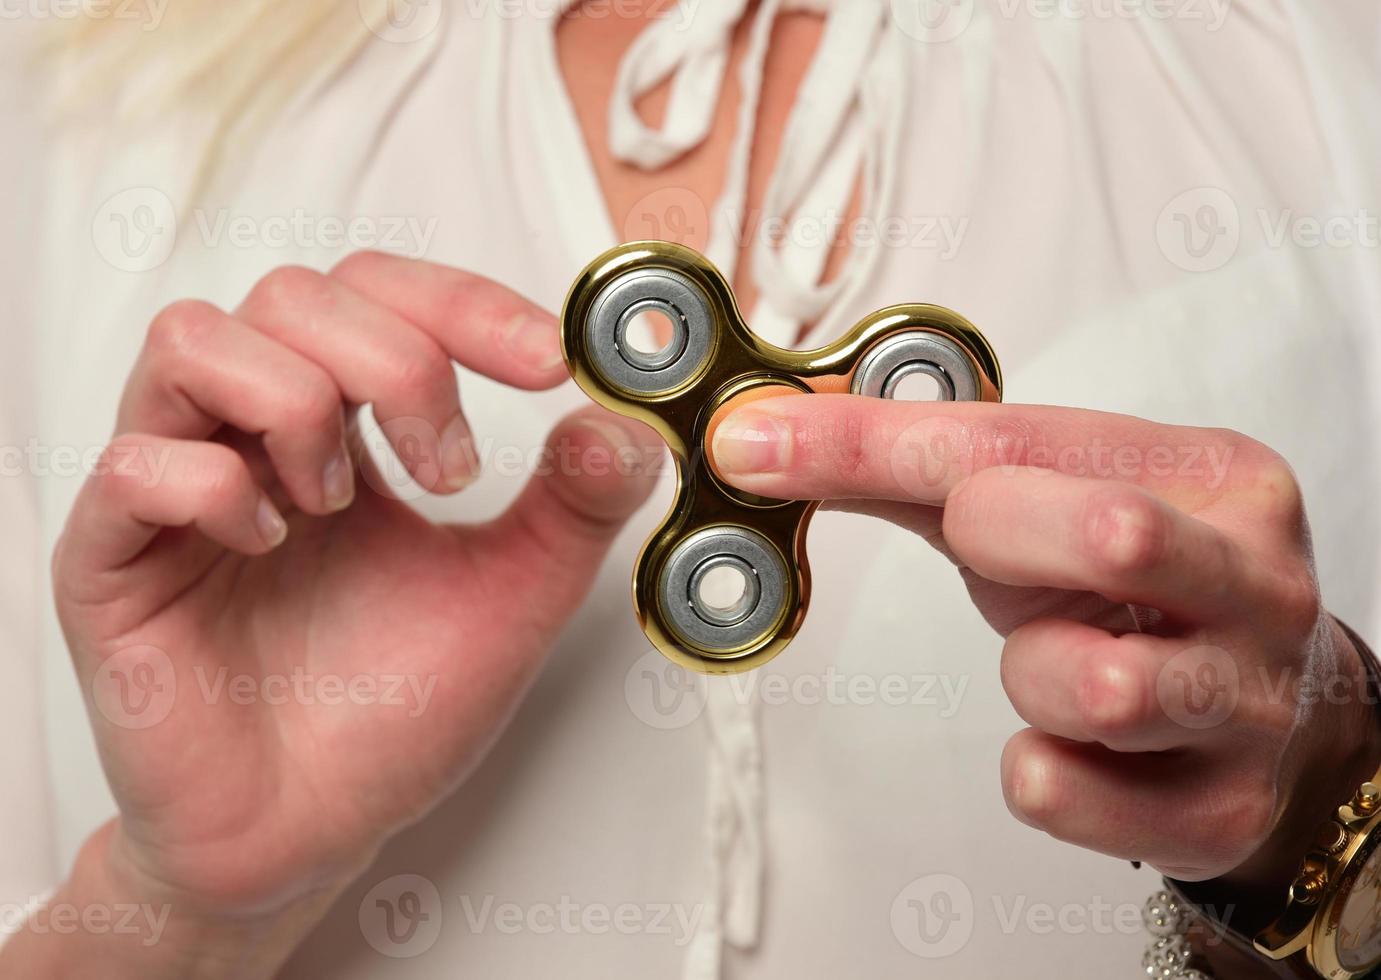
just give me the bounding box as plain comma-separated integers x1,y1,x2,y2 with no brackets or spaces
573,417,661,483
574,417,633,451
501,314,564,372
712,411,791,475
322,445,355,512
256,497,288,547
440,414,480,490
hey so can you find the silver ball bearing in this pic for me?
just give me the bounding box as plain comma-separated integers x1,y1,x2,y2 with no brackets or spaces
659,526,789,653
850,331,980,402
584,267,714,395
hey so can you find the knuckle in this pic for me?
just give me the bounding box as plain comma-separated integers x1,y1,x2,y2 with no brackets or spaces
282,369,341,428
997,626,1034,699
1205,774,1278,856
999,620,1057,702
1076,648,1150,741
50,530,69,592
1250,451,1307,530
246,265,332,317
824,406,870,483
1004,737,1062,828
380,344,454,406
1082,488,1168,577
429,266,491,330
440,274,483,326
192,444,251,503
91,435,156,497
941,470,992,542
979,416,1039,471
1272,570,1324,637
147,299,220,359
1205,426,1251,451
329,249,388,285
998,649,1017,700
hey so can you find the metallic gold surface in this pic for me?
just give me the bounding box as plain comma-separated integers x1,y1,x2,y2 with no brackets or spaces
560,241,1003,674
1256,762,1381,978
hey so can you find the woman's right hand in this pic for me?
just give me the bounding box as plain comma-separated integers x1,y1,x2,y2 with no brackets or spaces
4,252,660,979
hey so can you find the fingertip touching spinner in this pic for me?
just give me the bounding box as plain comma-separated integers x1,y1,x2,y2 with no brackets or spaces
561,241,1003,675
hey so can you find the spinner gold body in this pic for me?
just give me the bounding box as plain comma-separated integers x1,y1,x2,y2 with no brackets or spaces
560,241,1002,674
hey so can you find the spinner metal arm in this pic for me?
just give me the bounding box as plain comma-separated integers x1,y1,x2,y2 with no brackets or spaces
560,241,1002,675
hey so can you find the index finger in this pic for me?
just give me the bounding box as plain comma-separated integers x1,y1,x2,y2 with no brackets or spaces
330,251,567,389
708,395,1240,505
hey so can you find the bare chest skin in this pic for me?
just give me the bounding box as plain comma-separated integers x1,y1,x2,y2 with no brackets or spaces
556,2,859,324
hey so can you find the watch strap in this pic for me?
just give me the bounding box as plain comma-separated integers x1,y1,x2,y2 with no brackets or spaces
1338,619,1381,705
1161,875,1318,978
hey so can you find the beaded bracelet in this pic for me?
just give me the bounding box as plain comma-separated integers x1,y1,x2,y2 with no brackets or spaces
1142,890,1213,979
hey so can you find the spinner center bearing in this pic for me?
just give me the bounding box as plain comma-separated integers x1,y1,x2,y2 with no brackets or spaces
561,241,1003,674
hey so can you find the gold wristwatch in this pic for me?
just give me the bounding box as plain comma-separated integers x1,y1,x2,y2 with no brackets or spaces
1252,763,1381,978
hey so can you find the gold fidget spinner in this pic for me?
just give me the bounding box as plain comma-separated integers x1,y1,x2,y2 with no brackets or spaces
561,241,1002,675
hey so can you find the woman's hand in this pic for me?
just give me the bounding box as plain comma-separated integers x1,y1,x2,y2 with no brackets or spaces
709,394,1381,896
10,253,659,979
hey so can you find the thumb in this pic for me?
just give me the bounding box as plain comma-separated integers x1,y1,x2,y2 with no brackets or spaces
479,406,663,629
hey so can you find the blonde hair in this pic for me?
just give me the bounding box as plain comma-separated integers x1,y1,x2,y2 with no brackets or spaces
52,0,387,192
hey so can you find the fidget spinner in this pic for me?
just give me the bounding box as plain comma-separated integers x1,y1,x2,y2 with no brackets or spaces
561,241,1002,675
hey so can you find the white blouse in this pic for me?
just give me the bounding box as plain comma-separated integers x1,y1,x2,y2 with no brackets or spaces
3,2,1380,977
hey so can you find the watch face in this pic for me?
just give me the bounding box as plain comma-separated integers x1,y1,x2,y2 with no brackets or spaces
1337,844,1381,971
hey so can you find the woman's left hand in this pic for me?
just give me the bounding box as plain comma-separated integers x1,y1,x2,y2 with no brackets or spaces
709,394,1381,893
